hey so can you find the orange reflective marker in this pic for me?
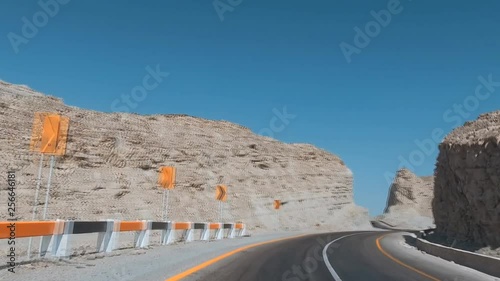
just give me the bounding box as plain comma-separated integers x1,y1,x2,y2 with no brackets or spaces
30,113,70,155
30,113,45,152
159,166,176,190
274,200,281,210
41,115,60,154
54,116,70,156
215,185,227,202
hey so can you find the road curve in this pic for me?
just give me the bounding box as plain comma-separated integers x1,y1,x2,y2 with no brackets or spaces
174,231,498,281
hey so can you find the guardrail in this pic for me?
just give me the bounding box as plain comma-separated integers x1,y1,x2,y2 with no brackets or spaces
415,237,500,278
370,220,396,230
1,220,246,259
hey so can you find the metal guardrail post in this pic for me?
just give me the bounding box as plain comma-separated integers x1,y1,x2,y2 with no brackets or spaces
161,221,175,245
215,223,224,240
184,222,194,243
53,220,74,258
134,220,152,249
228,223,236,239
200,223,210,241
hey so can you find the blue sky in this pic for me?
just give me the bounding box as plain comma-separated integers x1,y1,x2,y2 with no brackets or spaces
1,0,499,215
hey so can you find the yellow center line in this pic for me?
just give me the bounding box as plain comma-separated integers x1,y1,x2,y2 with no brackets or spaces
165,234,310,281
376,234,441,281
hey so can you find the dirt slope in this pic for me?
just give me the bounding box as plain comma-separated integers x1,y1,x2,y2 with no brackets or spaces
0,81,370,232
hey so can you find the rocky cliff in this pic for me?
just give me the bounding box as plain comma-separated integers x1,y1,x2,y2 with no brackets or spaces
384,168,434,217
376,168,435,230
0,81,370,232
434,111,500,247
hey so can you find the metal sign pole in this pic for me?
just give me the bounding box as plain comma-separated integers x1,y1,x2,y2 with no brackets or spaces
276,210,279,231
219,201,222,222
162,189,166,221
42,156,56,220
165,189,170,221
27,154,44,259
39,155,55,256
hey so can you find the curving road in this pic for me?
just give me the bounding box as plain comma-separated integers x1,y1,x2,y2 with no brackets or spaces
6,231,498,281
177,231,498,281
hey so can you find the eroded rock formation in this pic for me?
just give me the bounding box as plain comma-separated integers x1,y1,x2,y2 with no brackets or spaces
0,81,370,232
433,111,500,247
377,168,435,230
384,168,434,217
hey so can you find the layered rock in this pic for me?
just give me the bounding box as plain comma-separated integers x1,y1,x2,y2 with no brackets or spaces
384,168,434,217
377,169,435,230
434,111,500,247
0,81,370,232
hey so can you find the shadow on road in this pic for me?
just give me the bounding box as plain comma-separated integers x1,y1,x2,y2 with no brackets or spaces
402,234,417,247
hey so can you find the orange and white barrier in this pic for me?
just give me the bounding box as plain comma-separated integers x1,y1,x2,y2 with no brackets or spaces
0,220,246,259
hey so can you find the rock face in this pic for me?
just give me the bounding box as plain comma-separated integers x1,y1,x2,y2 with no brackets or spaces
0,81,370,232
434,111,500,247
384,168,434,217
376,169,435,230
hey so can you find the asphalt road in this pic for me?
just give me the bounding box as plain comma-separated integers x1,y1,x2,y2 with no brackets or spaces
183,231,498,281
6,231,498,281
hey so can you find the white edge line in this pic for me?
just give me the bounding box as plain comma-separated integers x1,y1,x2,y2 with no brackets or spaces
322,233,365,281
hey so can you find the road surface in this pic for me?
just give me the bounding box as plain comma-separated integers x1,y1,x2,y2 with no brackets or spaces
176,231,498,281
5,231,498,281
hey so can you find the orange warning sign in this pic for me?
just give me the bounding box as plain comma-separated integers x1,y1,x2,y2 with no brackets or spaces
216,185,227,202
41,115,60,154
30,113,69,155
274,200,281,210
159,166,176,190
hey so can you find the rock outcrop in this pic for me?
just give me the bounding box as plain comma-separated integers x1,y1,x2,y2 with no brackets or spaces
384,168,434,217
0,81,370,232
376,168,435,230
434,111,500,247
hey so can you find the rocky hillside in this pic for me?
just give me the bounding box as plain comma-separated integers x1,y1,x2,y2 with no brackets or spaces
384,168,434,217
0,81,370,232
434,111,500,247
376,168,435,230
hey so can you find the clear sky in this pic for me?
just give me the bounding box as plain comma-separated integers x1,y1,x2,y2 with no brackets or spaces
1,0,499,216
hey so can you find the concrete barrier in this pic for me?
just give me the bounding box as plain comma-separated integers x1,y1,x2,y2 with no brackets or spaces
416,238,500,278
0,220,246,260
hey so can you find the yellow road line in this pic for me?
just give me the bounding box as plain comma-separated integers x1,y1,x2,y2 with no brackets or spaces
165,234,309,281
376,234,441,281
